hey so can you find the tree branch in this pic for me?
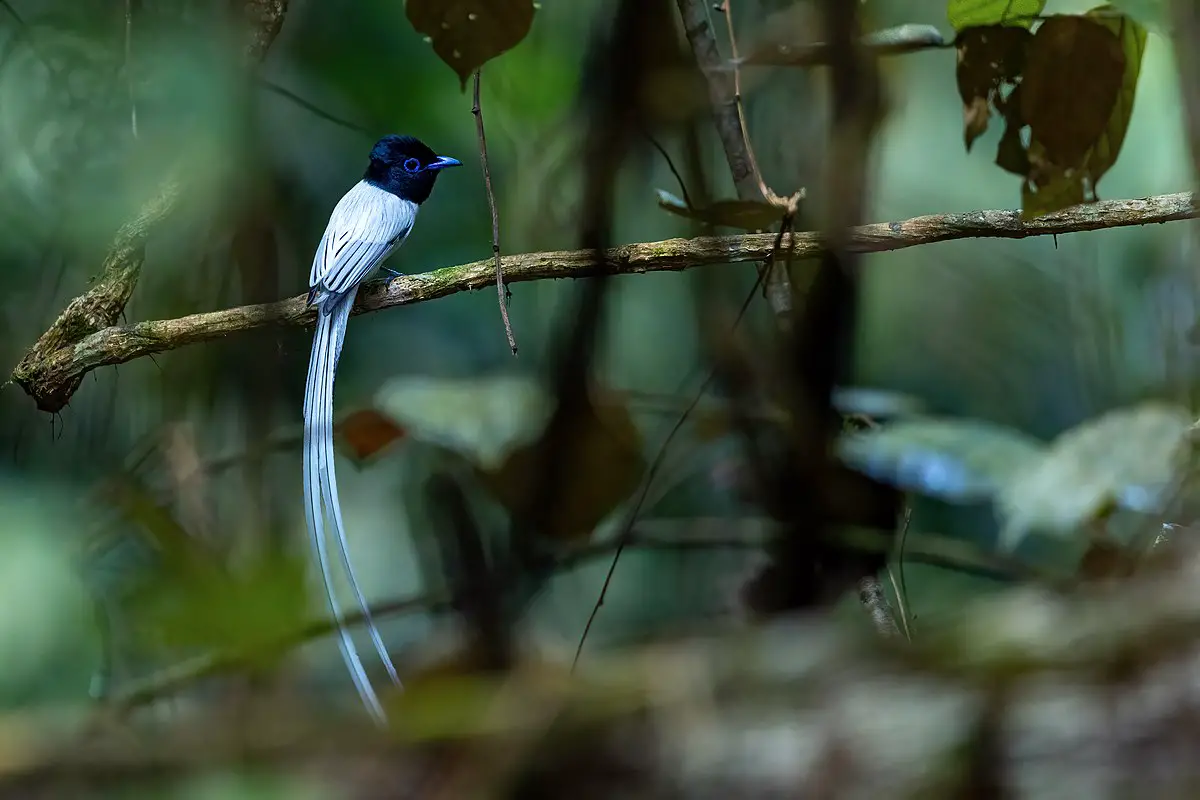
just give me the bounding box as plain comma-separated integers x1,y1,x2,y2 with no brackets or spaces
7,0,291,413
11,192,1196,412
676,0,757,198
675,0,799,321
236,0,290,63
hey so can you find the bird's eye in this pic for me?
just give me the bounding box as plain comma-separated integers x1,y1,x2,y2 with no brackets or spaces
402,158,421,173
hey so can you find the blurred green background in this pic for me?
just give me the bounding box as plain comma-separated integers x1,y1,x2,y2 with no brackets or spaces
0,0,1194,785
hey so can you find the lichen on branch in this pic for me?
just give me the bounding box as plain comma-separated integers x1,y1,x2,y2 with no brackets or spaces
10,192,1196,413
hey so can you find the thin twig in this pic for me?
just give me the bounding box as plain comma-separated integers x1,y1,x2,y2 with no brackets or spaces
858,575,901,637
105,523,1037,713
258,80,372,134
644,133,694,208
895,502,913,636
718,0,769,200
886,565,910,640
7,0,292,415
472,68,518,356
11,192,1198,413
571,212,794,670
675,0,797,320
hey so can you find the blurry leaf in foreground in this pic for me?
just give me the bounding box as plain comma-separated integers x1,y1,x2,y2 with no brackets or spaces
836,417,1046,503
99,478,224,581
0,485,92,695
405,0,536,89
480,391,648,543
373,374,553,469
1078,538,1130,581
997,402,1194,551
133,549,310,663
388,653,578,740
337,408,408,464
656,189,782,232
832,387,927,420
947,0,1046,31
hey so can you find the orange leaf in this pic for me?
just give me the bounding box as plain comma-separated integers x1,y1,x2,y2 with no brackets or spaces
337,409,408,462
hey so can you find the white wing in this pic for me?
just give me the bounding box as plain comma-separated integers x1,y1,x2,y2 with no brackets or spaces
309,181,418,298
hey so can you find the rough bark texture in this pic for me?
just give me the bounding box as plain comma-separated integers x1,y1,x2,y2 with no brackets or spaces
13,192,1195,412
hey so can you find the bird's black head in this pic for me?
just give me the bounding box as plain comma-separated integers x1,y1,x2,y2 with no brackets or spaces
362,134,461,204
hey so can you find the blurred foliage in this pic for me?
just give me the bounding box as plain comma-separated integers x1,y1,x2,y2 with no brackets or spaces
1,0,1200,794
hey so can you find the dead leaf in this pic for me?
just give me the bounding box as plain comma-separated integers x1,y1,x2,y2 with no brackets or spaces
337,408,408,464
373,374,552,469
405,0,536,89
1020,15,1125,167
480,391,647,543
656,189,782,231
954,25,1031,150
836,416,1046,504
1078,539,1132,581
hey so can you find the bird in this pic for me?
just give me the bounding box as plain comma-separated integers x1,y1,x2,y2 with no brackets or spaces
303,134,461,722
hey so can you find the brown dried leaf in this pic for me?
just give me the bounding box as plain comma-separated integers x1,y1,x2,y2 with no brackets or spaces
656,190,783,232
406,0,536,89
1020,15,1125,168
337,408,408,463
480,392,647,543
1018,9,1146,218
954,25,1031,150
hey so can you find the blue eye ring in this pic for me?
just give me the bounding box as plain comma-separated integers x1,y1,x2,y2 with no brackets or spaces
402,158,421,173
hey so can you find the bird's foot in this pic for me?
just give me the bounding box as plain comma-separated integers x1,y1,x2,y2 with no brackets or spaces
381,267,404,279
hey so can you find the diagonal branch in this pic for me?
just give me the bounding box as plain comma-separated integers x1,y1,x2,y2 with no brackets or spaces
8,0,291,412
10,192,1197,412
676,0,797,320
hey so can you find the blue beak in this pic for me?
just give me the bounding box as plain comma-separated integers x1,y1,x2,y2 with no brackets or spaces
429,155,462,171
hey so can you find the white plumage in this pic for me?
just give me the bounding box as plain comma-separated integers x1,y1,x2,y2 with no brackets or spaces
309,181,418,302
303,180,417,723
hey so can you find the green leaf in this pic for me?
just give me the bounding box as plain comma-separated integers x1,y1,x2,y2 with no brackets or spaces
136,549,311,661
831,387,927,419
1083,6,1148,183
947,0,1046,31
836,417,1046,503
373,374,554,470
1020,143,1087,218
656,189,782,232
405,0,536,90
997,402,1194,551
